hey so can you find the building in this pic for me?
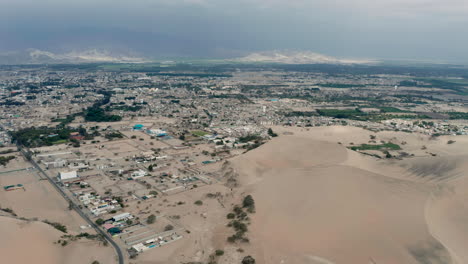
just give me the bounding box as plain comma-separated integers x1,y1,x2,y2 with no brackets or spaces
147,129,168,137
43,158,67,169
59,170,78,181
133,124,144,130
112,212,132,222
68,161,89,170
131,169,147,179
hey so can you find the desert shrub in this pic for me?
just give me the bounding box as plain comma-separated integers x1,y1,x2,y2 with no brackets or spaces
242,256,256,264
147,214,156,224
43,220,67,233
242,195,255,213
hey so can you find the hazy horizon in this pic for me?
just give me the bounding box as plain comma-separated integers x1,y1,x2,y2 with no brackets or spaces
2,0,468,63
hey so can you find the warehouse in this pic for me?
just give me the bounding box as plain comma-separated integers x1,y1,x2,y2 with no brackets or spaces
58,170,78,181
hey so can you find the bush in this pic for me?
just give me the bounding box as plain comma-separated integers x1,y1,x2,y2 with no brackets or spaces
194,200,203,206
164,224,174,231
242,256,256,264
215,250,224,256
95,218,104,225
227,213,235,219
43,220,67,233
242,195,255,213
147,214,156,224
267,128,278,137
233,206,243,215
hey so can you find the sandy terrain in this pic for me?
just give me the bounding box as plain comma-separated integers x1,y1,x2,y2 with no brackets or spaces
0,158,116,264
226,126,468,264
0,167,86,232
3,125,467,264
134,184,232,264
0,216,116,264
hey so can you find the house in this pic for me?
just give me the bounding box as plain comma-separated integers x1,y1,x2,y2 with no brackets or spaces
131,169,147,179
43,158,67,168
70,132,85,141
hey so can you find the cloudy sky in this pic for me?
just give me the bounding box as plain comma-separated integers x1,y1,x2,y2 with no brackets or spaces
1,0,468,62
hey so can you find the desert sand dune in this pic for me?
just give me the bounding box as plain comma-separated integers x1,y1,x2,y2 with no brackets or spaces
230,127,468,264
0,216,115,264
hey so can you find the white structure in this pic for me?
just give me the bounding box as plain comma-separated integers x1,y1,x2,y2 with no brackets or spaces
68,162,89,170
112,212,132,222
59,170,77,181
146,129,167,137
132,243,148,253
131,169,147,179
43,158,67,168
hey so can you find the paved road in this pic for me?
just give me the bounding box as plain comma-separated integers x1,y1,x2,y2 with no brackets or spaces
19,148,125,264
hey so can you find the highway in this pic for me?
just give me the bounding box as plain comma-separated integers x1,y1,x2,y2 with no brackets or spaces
19,147,125,264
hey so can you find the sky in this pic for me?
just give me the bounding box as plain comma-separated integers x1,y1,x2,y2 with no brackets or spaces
1,0,468,62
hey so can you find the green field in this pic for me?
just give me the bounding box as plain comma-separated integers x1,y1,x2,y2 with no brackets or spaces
191,130,209,137
51,139,68,145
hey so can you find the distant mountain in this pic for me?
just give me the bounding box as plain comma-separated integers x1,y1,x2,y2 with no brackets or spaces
0,49,147,64
235,51,375,64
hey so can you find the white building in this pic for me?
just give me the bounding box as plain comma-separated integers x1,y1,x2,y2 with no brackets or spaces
68,162,89,170
131,169,147,179
59,171,78,181
43,158,67,169
112,212,132,222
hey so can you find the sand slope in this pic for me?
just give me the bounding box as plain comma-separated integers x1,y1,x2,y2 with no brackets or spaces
0,216,115,264
230,127,468,264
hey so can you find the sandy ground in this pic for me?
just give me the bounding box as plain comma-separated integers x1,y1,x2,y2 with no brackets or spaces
0,158,116,264
0,167,86,233
2,125,467,264
133,184,232,264
0,216,116,264
226,126,468,264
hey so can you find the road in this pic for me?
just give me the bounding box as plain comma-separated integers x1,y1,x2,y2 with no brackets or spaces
19,148,125,264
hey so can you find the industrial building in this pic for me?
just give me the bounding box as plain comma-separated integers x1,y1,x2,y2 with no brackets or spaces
58,170,78,181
